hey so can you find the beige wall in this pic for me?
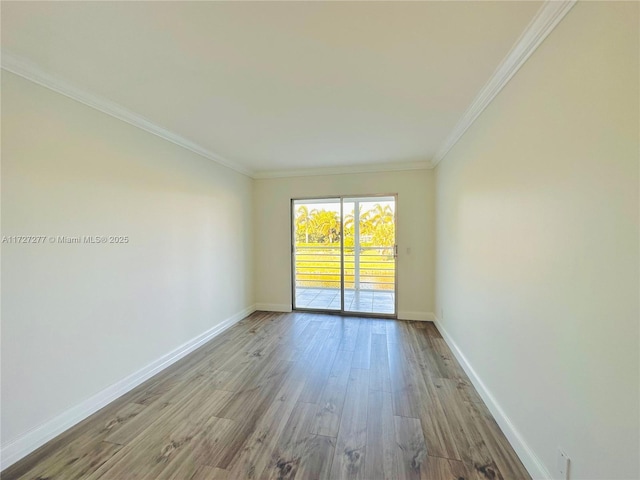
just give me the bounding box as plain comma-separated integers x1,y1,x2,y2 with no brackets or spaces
253,170,435,318
435,2,639,479
1,72,254,447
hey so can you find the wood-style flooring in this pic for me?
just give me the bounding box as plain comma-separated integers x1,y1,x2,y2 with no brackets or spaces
2,311,531,480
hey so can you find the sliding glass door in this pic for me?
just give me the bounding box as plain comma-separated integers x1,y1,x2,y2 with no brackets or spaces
292,195,397,317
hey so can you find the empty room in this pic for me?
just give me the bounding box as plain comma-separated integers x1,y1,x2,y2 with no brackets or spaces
1,1,638,479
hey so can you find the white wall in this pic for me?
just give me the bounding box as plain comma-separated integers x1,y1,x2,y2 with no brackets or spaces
253,170,435,318
435,2,639,479
1,72,254,450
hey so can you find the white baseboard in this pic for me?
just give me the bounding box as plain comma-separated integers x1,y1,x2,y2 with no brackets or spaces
433,317,551,480
255,303,292,312
0,304,256,471
398,311,435,321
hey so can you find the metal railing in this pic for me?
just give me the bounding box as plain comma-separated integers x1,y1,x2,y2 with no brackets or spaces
294,244,395,290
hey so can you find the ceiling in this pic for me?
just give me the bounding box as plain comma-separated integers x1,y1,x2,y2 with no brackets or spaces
1,1,542,176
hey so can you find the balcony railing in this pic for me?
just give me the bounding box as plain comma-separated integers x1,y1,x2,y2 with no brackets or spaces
294,244,395,291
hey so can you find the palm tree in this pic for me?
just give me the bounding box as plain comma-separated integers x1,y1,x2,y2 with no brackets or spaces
310,209,340,243
366,204,394,227
295,205,313,243
361,204,395,249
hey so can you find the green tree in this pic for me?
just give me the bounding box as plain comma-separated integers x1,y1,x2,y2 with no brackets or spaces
295,205,314,243
310,209,341,243
364,204,395,247
296,203,393,246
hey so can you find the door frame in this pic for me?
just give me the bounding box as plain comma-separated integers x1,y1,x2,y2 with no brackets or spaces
290,193,398,319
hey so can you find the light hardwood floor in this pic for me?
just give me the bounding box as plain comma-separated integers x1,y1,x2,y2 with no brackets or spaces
2,311,531,480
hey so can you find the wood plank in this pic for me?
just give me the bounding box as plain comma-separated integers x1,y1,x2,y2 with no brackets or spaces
295,321,328,352
451,377,484,404
424,335,482,403
212,364,296,469
416,375,461,461
84,386,237,480
96,416,236,480
369,334,391,393
188,466,229,480
225,369,306,479
403,323,447,380
336,318,361,351
394,416,428,480
399,329,461,460
298,349,340,404
216,359,292,422
371,318,388,335
388,339,423,418
6,440,123,480
1,402,148,480
388,319,416,345
351,321,372,369
310,348,355,437
217,344,290,393
433,377,504,479
429,336,470,380
423,455,471,480
264,402,336,480
298,325,341,403
465,400,530,479
421,321,442,338
364,389,397,480
329,368,369,480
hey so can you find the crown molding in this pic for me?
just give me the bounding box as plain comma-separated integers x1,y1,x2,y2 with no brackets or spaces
253,160,432,179
431,0,576,168
2,1,575,177
1,51,255,178
1,52,428,180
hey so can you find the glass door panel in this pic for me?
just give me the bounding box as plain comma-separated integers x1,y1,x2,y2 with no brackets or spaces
342,196,396,315
292,198,342,311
